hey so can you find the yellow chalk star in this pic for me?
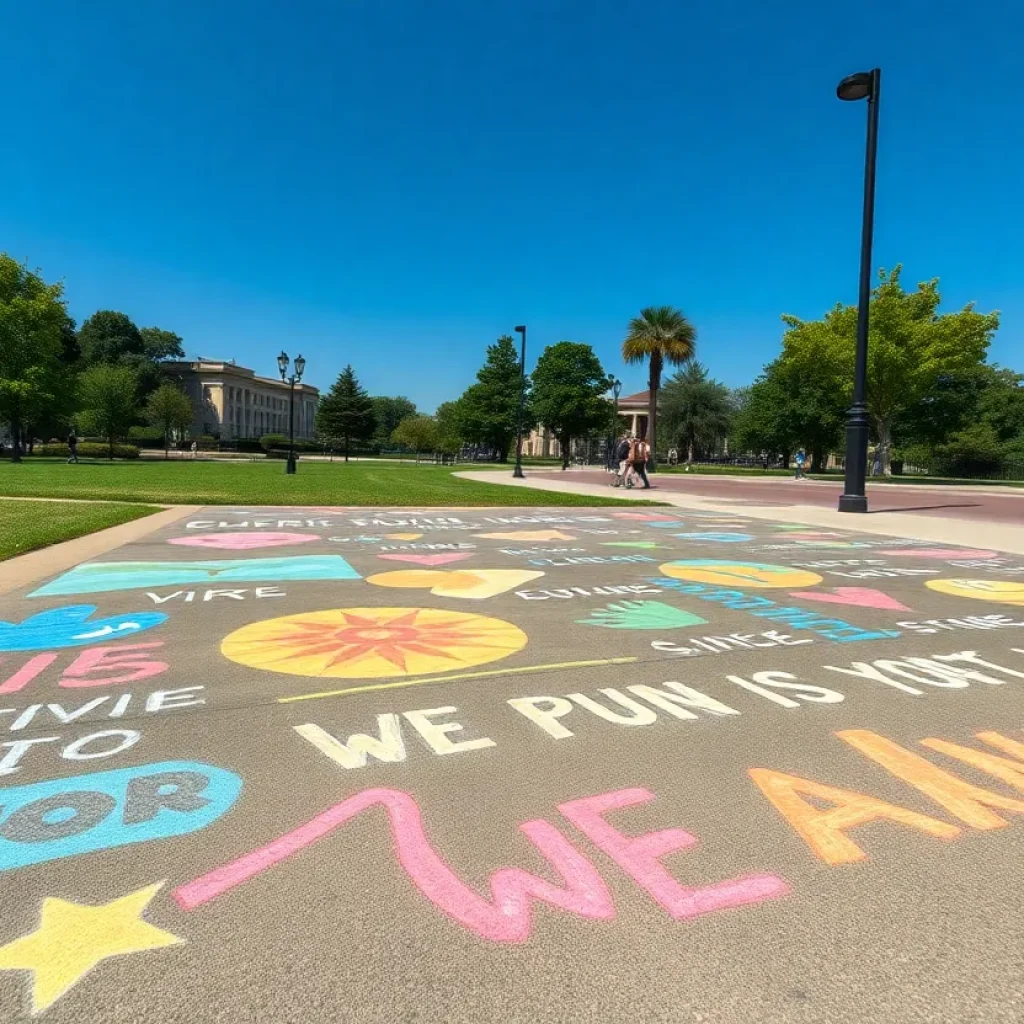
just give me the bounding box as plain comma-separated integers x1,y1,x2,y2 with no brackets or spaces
0,882,182,1014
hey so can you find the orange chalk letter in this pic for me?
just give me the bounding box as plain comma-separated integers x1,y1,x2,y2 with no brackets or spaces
748,768,959,865
839,729,1024,830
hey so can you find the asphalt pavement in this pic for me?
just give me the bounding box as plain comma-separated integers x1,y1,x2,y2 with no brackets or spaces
1,504,1024,1022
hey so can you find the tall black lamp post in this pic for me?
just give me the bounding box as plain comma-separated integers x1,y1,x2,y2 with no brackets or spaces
513,325,527,478
277,351,306,476
608,378,622,468
836,67,881,513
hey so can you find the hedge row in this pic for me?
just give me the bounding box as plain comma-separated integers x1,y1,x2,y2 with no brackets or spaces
36,442,141,459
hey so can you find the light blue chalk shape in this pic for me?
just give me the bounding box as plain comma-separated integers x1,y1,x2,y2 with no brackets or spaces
0,605,167,651
0,761,242,872
644,521,686,529
672,532,754,543
30,555,361,596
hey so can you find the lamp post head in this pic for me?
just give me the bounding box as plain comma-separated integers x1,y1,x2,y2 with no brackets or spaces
294,354,306,381
277,351,289,379
837,71,874,101
514,325,526,335
613,378,622,399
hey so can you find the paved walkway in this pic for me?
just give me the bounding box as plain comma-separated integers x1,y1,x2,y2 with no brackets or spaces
1,503,1023,1022
457,470,1024,555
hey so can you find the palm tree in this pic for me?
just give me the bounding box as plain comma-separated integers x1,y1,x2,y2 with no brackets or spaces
621,306,697,470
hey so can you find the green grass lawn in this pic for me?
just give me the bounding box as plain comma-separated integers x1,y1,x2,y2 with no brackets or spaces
0,460,657,507
0,498,162,560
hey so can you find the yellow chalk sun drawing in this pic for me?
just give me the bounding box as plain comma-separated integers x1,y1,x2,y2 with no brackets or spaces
926,579,1024,607
221,607,528,678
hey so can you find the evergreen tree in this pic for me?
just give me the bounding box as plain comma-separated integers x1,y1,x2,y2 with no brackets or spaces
316,365,375,461
457,335,533,461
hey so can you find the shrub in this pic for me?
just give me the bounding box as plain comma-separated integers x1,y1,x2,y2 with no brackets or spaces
128,426,167,448
932,423,1005,478
259,433,318,453
197,434,218,450
36,442,140,459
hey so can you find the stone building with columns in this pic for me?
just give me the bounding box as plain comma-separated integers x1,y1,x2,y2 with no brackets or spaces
161,359,319,440
522,389,650,457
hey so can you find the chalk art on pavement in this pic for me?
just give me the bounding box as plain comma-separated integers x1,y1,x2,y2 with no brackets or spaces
659,561,823,589
221,607,528,678
30,556,361,597
377,553,475,566
787,587,912,611
576,601,708,630
925,579,1024,606
0,606,167,651
168,532,318,550
0,883,182,1013
366,568,544,599
0,761,242,872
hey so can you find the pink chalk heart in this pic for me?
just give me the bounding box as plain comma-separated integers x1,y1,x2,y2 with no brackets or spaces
378,553,474,566
169,532,317,550
789,587,911,611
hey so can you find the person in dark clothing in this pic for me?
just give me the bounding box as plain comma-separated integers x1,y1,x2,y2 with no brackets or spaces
67,431,79,464
633,437,651,489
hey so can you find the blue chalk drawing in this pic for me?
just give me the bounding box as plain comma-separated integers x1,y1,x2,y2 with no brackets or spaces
0,761,242,872
29,555,361,597
0,605,167,651
644,521,686,529
672,532,754,543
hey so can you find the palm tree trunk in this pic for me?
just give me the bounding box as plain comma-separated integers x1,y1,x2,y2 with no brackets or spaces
647,352,662,472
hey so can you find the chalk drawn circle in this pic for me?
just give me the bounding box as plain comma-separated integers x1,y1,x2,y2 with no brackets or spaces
925,579,1024,607
659,560,823,589
220,607,528,678
169,532,317,550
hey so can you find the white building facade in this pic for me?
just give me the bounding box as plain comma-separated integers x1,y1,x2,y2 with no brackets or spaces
162,360,319,440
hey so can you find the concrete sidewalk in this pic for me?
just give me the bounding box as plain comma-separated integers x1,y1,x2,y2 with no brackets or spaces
456,470,1024,555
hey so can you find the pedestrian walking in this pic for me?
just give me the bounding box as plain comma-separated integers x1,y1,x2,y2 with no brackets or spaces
613,433,632,487
66,430,79,464
190,440,198,459
633,436,651,489
794,448,807,480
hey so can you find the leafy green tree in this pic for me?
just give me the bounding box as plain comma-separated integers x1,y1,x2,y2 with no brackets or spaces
140,327,185,362
316,365,376,461
79,364,140,459
434,400,465,455
392,415,439,455
780,266,999,474
79,311,145,364
531,342,612,470
977,367,1024,443
0,255,69,462
457,335,533,462
659,360,733,463
621,306,696,469
145,383,194,458
371,395,417,447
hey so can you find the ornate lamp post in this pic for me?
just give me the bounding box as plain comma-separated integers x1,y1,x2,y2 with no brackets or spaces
836,68,881,513
277,351,306,475
513,325,527,478
608,378,622,469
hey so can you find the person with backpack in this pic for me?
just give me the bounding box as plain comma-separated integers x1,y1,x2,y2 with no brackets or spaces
632,436,651,489
613,433,632,487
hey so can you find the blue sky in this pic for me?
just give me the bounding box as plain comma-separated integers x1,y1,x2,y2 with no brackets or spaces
3,0,1021,410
